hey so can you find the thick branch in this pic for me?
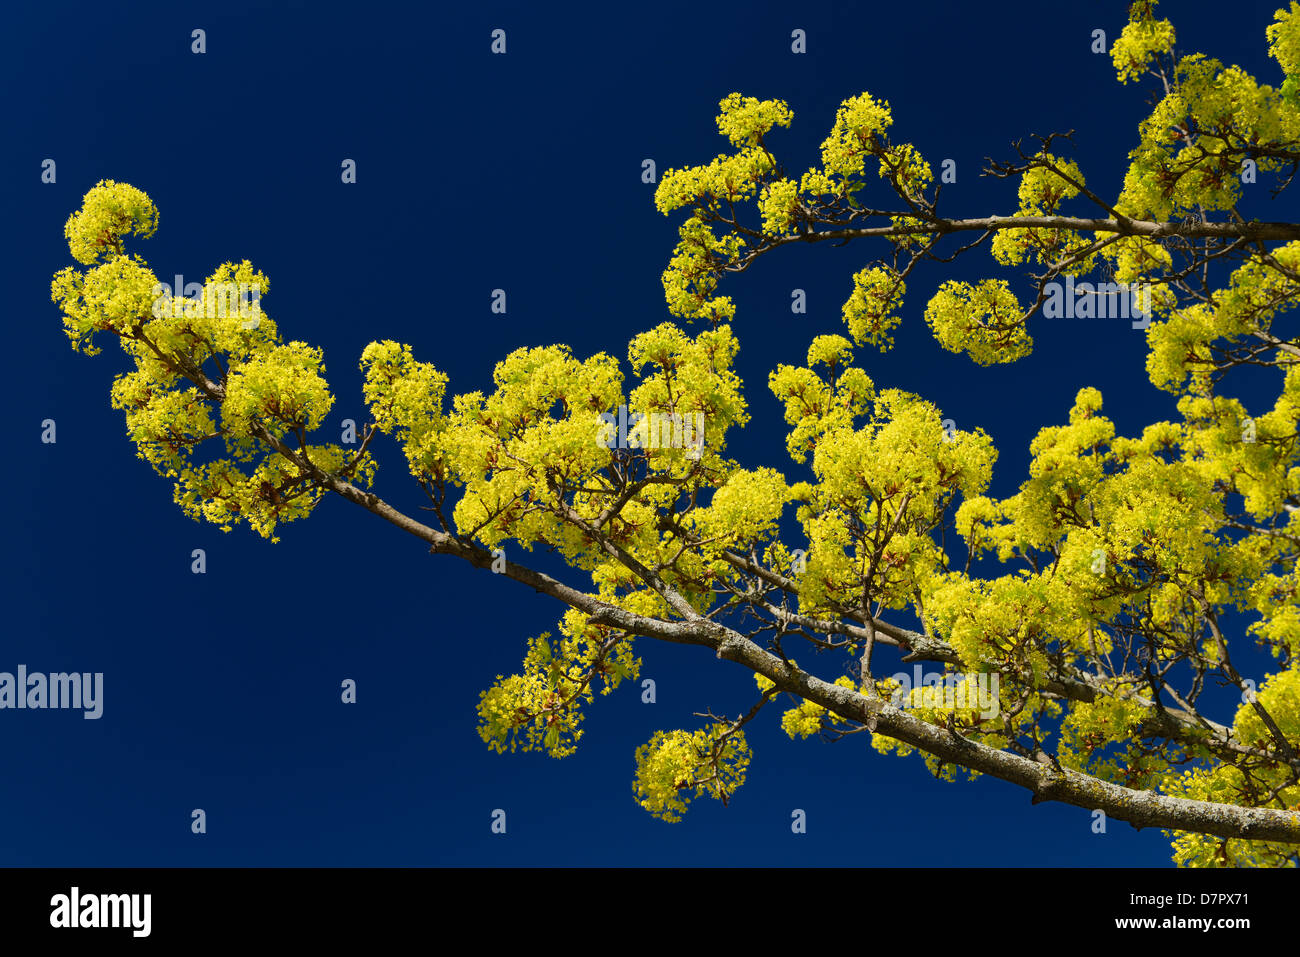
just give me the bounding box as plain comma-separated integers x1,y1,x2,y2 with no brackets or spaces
303,463,1300,843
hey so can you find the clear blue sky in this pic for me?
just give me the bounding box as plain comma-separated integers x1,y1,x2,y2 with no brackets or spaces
1,0,1291,865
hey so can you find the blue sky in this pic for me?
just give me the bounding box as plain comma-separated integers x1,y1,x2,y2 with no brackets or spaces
1,0,1293,866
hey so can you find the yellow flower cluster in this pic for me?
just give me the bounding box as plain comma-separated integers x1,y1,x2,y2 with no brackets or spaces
1164,669,1300,866
923,279,1030,365
1111,1,1176,85
477,627,640,759
361,340,449,478
840,266,906,350
632,723,751,822
62,179,158,265
52,183,360,543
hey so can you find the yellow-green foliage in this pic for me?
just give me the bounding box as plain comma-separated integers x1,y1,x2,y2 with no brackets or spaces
52,181,366,543
924,279,1030,365
1269,2,1300,104
1111,1,1176,85
477,624,641,758
54,2,1300,860
842,267,906,350
755,669,860,740
1111,0,1300,226
62,179,158,266
1165,670,1300,866
991,154,1097,276
632,723,752,821
360,340,449,478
